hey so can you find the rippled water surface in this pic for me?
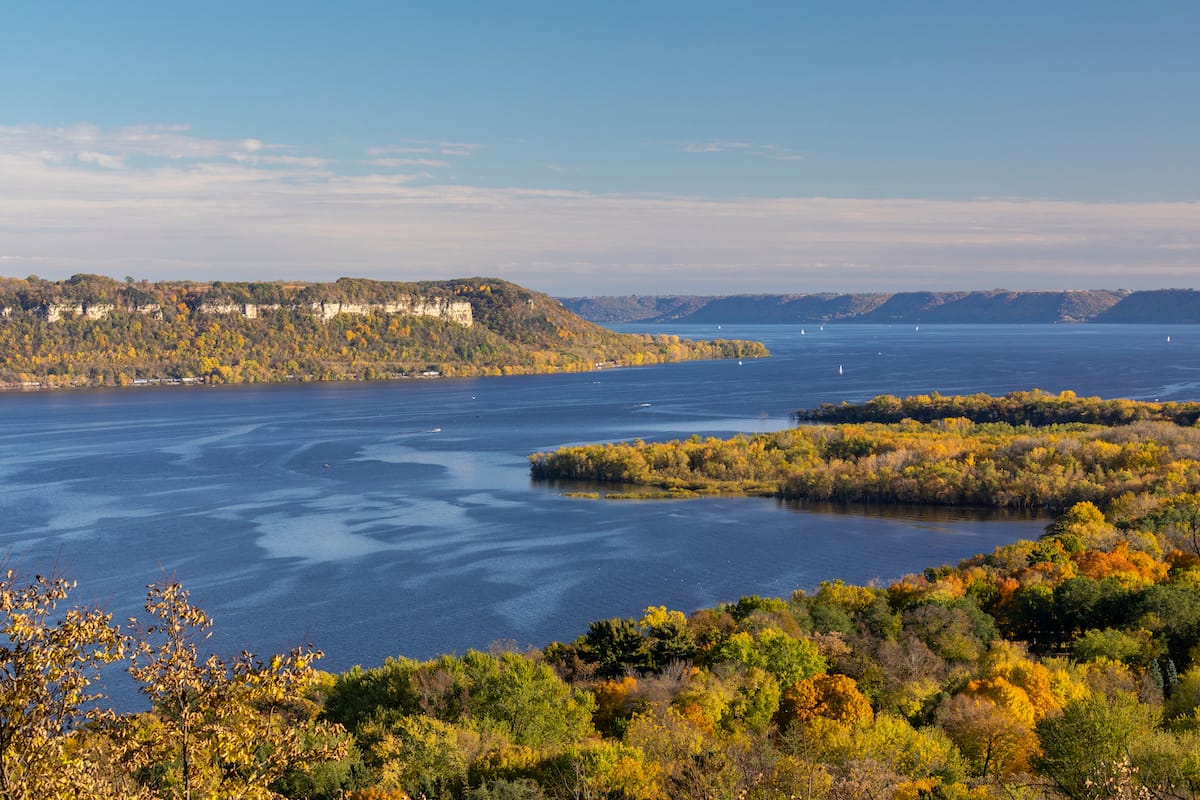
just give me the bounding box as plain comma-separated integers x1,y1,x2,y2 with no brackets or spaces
1,324,1196,699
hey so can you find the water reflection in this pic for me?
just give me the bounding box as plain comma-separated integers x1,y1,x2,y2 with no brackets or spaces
777,499,1047,524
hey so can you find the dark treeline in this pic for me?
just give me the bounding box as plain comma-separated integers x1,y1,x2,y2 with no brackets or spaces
794,389,1200,427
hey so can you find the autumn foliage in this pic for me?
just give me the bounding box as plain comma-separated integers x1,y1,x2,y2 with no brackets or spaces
532,394,1200,511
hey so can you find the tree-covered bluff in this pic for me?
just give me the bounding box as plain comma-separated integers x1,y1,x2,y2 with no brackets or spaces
0,274,767,389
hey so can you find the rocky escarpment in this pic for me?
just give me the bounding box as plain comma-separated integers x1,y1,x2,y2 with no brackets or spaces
19,295,473,327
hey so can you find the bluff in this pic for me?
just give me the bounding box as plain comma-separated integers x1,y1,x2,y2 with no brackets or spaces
560,289,1200,324
0,275,766,389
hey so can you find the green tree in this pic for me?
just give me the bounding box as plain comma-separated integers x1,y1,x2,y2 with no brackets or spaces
467,777,548,800
1071,628,1153,666
584,618,649,678
461,650,596,748
639,606,697,669
1035,691,1159,800
712,628,826,687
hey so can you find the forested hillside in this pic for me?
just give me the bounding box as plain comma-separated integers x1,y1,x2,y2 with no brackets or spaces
0,275,766,388
8,393,1200,799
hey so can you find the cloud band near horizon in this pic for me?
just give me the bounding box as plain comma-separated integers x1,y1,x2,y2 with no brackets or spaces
1,124,1196,295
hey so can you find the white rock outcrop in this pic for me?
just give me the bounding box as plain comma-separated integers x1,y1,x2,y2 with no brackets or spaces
44,303,85,322
308,297,473,326
22,296,474,327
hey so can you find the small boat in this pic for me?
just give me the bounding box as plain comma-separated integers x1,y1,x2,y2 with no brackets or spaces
838,365,843,376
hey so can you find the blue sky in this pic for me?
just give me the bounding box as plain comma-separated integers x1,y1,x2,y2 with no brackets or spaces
2,2,1197,294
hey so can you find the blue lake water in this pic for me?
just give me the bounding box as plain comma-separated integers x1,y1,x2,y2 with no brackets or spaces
0,323,1196,704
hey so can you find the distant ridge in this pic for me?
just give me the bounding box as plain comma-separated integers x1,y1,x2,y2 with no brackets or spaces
560,289,1200,325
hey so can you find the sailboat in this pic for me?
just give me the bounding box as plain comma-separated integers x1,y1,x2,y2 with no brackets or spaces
838,364,843,376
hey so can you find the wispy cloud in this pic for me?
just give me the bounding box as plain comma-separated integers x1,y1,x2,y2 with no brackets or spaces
438,141,478,157
231,152,329,168
77,151,126,169
682,141,753,153
367,145,434,156
0,124,1196,294
3,123,230,160
0,123,317,171
682,140,804,161
366,140,478,160
366,158,451,169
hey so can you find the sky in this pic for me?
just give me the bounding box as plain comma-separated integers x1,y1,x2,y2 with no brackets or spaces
1,2,1198,296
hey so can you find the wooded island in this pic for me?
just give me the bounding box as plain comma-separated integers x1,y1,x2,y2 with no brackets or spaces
531,390,1200,509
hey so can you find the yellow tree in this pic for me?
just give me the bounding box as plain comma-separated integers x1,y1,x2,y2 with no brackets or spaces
125,580,347,800
937,693,1037,781
0,569,125,800
775,674,874,730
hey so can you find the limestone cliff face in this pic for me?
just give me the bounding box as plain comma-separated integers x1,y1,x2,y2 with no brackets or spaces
35,296,474,327
308,297,473,326
45,303,84,322
43,302,120,322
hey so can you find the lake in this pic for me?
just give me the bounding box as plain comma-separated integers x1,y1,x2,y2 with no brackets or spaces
0,323,1195,701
